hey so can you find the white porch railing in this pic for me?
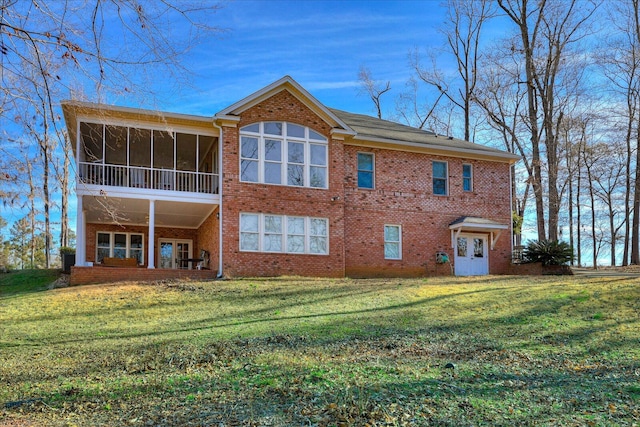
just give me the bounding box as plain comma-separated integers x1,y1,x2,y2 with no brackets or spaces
79,162,219,194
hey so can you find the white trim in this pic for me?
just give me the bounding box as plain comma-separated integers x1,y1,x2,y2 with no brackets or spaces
95,231,145,265
62,100,213,124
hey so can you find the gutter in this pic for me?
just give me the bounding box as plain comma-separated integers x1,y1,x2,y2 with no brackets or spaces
212,119,224,278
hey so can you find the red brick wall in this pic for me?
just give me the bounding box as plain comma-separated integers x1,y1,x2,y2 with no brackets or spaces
220,90,345,277
70,266,217,285
216,90,513,278
196,208,219,271
342,146,512,276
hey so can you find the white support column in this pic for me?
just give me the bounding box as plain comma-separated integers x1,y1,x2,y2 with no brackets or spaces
147,199,156,269
75,195,86,266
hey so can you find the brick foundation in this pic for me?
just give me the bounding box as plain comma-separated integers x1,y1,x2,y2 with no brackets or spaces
70,266,217,285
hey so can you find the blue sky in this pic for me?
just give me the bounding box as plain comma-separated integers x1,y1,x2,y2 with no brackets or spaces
127,0,450,118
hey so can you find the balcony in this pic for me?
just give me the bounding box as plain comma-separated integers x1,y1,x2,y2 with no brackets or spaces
79,162,219,194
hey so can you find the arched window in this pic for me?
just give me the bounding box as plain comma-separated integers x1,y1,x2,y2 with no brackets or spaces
239,122,328,189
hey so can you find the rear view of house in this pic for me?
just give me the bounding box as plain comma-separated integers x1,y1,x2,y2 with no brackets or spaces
62,76,519,284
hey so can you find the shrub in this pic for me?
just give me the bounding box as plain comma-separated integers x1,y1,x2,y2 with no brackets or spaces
522,239,574,266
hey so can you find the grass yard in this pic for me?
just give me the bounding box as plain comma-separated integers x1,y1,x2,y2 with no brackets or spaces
1,274,639,426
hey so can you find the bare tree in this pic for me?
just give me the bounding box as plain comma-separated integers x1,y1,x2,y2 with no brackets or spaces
411,0,494,141
358,66,391,119
497,0,598,242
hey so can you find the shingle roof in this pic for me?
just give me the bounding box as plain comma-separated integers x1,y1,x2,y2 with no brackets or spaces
329,108,518,160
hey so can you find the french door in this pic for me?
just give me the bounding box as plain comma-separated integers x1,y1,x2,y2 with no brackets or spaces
454,234,489,276
158,239,192,269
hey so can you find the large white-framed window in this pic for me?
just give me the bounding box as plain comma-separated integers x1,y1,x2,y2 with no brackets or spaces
384,225,402,260
239,213,329,255
240,122,328,189
462,163,473,192
96,232,144,264
357,152,374,189
432,161,448,196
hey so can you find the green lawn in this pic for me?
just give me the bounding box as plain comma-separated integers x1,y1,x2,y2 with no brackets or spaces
1,275,638,426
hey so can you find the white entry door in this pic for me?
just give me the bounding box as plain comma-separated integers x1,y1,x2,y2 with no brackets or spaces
158,239,192,269
454,234,489,276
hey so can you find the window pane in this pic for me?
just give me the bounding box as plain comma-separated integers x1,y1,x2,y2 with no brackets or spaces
357,153,373,171
198,135,215,173
130,249,142,265
287,123,305,138
287,217,305,234
309,129,326,141
310,236,327,254
241,214,259,232
130,234,143,249
287,164,304,186
153,130,174,169
130,128,151,168
263,234,282,252
97,232,110,246
474,238,484,257
288,141,304,163
264,215,282,233
241,159,258,182
433,178,447,195
104,125,127,165
264,122,283,135
310,166,326,188
240,233,259,251
463,177,472,192
97,248,110,263
265,139,282,161
241,123,260,133
463,164,472,177
264,162,281,184
287,235,305,253
384,242,400,259
310,218,327,236
358,171,373,189
384,226,399,242
176,133,197,171
310,144,326,165
80,122,104,162
433,161,447,178
457,237,467,257
114,233,127,248
241,137,258,159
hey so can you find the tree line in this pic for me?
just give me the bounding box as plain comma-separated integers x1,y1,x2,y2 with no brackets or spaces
360,0,640,266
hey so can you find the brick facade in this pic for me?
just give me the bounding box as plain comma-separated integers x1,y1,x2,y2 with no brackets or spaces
70,78,516,283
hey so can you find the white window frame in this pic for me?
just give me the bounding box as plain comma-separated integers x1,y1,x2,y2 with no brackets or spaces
96,231,144,264
239,122,328,189
384,225,402,260
239,213,329,255
463,163,473,192
357,152,375,189
432,160,448,196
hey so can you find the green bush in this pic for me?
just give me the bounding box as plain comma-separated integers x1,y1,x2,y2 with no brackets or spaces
59,246,76,255
522,239,574,266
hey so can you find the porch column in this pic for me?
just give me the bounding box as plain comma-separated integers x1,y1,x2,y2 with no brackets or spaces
147,199,156,269
75,195,86,266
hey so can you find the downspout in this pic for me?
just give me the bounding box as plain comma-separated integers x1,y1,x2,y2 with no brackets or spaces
213,119,224,278
509,163,514,261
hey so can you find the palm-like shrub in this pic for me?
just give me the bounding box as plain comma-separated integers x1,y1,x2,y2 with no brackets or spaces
522,239,574,266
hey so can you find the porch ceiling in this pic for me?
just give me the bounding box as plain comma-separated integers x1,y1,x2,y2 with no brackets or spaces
82,196,215,228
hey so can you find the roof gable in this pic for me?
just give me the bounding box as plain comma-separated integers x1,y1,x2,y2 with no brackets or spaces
215,76,354,136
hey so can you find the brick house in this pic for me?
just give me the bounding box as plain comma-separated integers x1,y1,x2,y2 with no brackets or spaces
62,76,519,284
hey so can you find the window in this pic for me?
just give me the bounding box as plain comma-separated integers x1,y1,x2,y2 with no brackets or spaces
357,152,374,189
384,225,401,260
96,232,144,264
432,161,448,195
239,122,328,188
463,164,473,192
239,213,329,255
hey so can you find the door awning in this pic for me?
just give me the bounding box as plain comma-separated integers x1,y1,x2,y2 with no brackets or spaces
449,216,509,250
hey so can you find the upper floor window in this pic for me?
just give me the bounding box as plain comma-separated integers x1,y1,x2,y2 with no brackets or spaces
240,122,328,189
357,152,374,189
463,164,473,192
432,161,448,196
